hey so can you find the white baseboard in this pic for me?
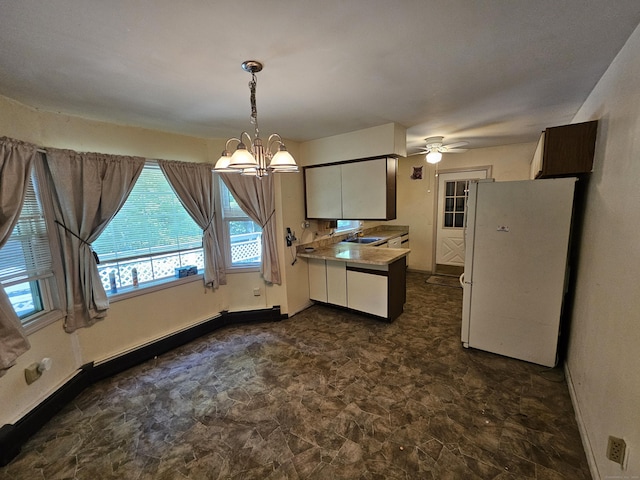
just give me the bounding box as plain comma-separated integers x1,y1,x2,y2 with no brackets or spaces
564,362,599,479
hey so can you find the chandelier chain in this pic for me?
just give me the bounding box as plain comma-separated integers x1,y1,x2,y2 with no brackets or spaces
249,73,259,137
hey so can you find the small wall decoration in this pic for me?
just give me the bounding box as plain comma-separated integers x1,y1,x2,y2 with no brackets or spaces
410,166,423,180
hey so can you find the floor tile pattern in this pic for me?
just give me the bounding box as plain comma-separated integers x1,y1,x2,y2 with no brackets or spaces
1,272,591,479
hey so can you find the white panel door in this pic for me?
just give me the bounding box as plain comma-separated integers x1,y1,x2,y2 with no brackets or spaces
436,170,488,266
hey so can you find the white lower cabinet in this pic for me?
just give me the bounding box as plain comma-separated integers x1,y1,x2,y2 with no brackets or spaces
308,258,328,302
308,256,406,321
308,258,346,306
326,260,347,306
346,264,388,317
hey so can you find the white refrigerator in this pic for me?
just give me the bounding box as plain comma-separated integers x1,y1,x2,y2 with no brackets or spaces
461,178,576,367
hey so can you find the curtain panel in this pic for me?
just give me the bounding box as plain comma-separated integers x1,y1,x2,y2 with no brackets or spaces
0,137,38,376
158,159,226,288
44,149,145,333
219,173,281,284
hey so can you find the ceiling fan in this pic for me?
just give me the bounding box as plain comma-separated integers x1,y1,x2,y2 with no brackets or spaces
418,136,468,164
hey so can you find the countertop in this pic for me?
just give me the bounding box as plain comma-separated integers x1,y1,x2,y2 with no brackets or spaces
297,232,410,266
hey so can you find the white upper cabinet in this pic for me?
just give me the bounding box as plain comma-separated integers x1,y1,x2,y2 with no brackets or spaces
304,157,397,220
341,158,389,219
305,164,343,219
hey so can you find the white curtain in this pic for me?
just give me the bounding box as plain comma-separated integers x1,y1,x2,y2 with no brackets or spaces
0,137,38,376
44,149,145,333
219,173,281,284
158,159,226,288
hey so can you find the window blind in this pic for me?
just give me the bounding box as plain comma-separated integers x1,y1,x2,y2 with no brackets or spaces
0,169,53,286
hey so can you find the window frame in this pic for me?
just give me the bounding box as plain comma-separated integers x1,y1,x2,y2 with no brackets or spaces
215,177,262,272
0,155,65,334
92,160,206,300
442,179,470,229
335,220,361,232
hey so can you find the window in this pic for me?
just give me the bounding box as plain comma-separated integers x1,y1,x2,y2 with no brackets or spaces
217,178,262,269
336,220,360,232
0,159,60,328
92,162,204,293
443,180,469,228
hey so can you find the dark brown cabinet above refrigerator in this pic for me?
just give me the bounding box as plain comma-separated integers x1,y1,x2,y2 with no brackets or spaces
530,120,598,179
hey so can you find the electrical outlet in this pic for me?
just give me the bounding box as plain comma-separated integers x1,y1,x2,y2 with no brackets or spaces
24,363,41,385
607,435,626,467
253,287,261,296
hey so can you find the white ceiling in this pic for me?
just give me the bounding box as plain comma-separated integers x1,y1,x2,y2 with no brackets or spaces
1,1,640,154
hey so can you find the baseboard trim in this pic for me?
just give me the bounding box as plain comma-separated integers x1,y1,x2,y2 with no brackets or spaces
0,306,281,467
564,362,599,479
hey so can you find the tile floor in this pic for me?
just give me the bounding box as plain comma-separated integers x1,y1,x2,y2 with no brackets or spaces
1,272,591,479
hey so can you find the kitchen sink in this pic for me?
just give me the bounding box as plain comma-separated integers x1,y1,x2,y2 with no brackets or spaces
342,237,383,244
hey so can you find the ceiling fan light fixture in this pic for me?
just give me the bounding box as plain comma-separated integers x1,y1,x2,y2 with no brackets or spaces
426,150,442,164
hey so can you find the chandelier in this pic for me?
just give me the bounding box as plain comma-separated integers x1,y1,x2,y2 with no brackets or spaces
213,60,298,177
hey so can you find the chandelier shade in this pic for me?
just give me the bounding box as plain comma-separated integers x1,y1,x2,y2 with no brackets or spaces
213,60,298,177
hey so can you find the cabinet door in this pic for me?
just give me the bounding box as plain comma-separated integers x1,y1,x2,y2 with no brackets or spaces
387,236,402,248
305,165,342,219
308,258,327,302
538,121,597,178
347,268,388,317
326,260,347,306
341,158,390,219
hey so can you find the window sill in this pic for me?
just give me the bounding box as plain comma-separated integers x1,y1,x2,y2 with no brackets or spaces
107,274,205,303
106,265,260,303
225,265,260,274
23,309,66,335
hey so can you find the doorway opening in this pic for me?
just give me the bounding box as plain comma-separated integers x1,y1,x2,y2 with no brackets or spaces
433,168,490,276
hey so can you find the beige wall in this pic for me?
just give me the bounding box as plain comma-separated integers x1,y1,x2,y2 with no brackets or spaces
383,143,534,271
0,95,298,425
566,23,640,478
300,123,406,166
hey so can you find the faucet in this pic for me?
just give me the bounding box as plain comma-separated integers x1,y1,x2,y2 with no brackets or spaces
346,230,361,241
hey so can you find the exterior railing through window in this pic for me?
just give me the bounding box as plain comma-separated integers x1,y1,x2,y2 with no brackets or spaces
5,232,263,313
96,232,262,292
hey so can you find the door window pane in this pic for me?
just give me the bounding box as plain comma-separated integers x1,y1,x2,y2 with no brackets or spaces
443,180,470,228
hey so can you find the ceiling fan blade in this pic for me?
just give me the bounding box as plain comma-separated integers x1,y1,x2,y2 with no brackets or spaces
443,141,468,149
445,148,468,153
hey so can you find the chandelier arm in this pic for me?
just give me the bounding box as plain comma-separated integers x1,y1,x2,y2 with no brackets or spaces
238,131,253,151
266,133,284,154
224,137,242,150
